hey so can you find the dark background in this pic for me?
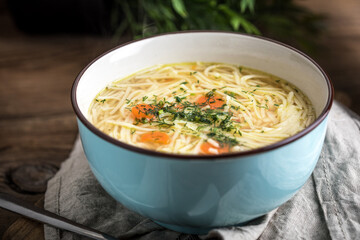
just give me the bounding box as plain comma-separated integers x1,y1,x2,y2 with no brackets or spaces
0,0,359,238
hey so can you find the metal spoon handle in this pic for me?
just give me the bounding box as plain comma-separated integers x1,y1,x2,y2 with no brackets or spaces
0,193,118,240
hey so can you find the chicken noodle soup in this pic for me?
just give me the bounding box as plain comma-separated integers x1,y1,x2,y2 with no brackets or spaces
89,62,315,155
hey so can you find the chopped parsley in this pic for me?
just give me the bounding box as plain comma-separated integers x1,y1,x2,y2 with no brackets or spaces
96,99,106,103
230,105,240,110
205,89,216,98
257,104,269,109
207,129,238,147
224,91,237,98
175,96,182,103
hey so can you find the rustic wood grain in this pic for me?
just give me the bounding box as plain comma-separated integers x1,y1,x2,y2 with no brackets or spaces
2,198,45,240
1,0,360,239
0,9,123,238
301,0,360,114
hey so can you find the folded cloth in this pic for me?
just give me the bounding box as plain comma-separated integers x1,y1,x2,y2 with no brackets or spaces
44,101,360,240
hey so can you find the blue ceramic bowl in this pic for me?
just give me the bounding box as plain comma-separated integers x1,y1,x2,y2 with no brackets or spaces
71,32,333,234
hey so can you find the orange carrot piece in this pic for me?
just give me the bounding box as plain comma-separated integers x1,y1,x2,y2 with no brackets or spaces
140,131,170,144
200,142,230,154
131,104,156,120
196,96,225,109
175,103,184,109
196,96,207,105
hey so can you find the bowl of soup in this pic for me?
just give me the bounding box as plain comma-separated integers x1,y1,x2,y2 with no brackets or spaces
71,31,333,234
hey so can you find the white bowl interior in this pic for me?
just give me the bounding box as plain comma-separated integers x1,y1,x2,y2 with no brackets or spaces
76,32,329,118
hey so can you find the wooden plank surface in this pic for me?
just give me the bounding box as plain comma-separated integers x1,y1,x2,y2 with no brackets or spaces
301,0,360,113
2,198,44,240
0,8,122,238
1,0,360,239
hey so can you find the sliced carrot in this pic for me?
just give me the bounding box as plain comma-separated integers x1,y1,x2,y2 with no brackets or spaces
196,96,225,109
131,104,156,120
140,131,170,144
175,103,184,109
196,96,207,105
200,141,230,155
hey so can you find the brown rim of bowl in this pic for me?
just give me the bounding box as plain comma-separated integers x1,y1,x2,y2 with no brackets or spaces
71,30,334,160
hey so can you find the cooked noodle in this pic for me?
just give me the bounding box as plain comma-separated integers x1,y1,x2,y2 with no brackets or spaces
89,62,315,155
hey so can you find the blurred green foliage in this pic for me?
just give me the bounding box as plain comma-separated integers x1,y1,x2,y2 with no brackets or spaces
111,0,324,53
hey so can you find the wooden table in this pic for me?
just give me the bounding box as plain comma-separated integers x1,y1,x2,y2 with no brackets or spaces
0,9,125,238
1,0,359,238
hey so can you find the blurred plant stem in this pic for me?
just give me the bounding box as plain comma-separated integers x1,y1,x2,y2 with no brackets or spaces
111,0,325,53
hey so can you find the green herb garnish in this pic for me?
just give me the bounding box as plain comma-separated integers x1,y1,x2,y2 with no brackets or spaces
257,105,269,109
224,91,237,98
205,89,216,98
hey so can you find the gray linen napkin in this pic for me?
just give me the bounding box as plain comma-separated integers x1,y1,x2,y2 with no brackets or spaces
44,101,360,240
